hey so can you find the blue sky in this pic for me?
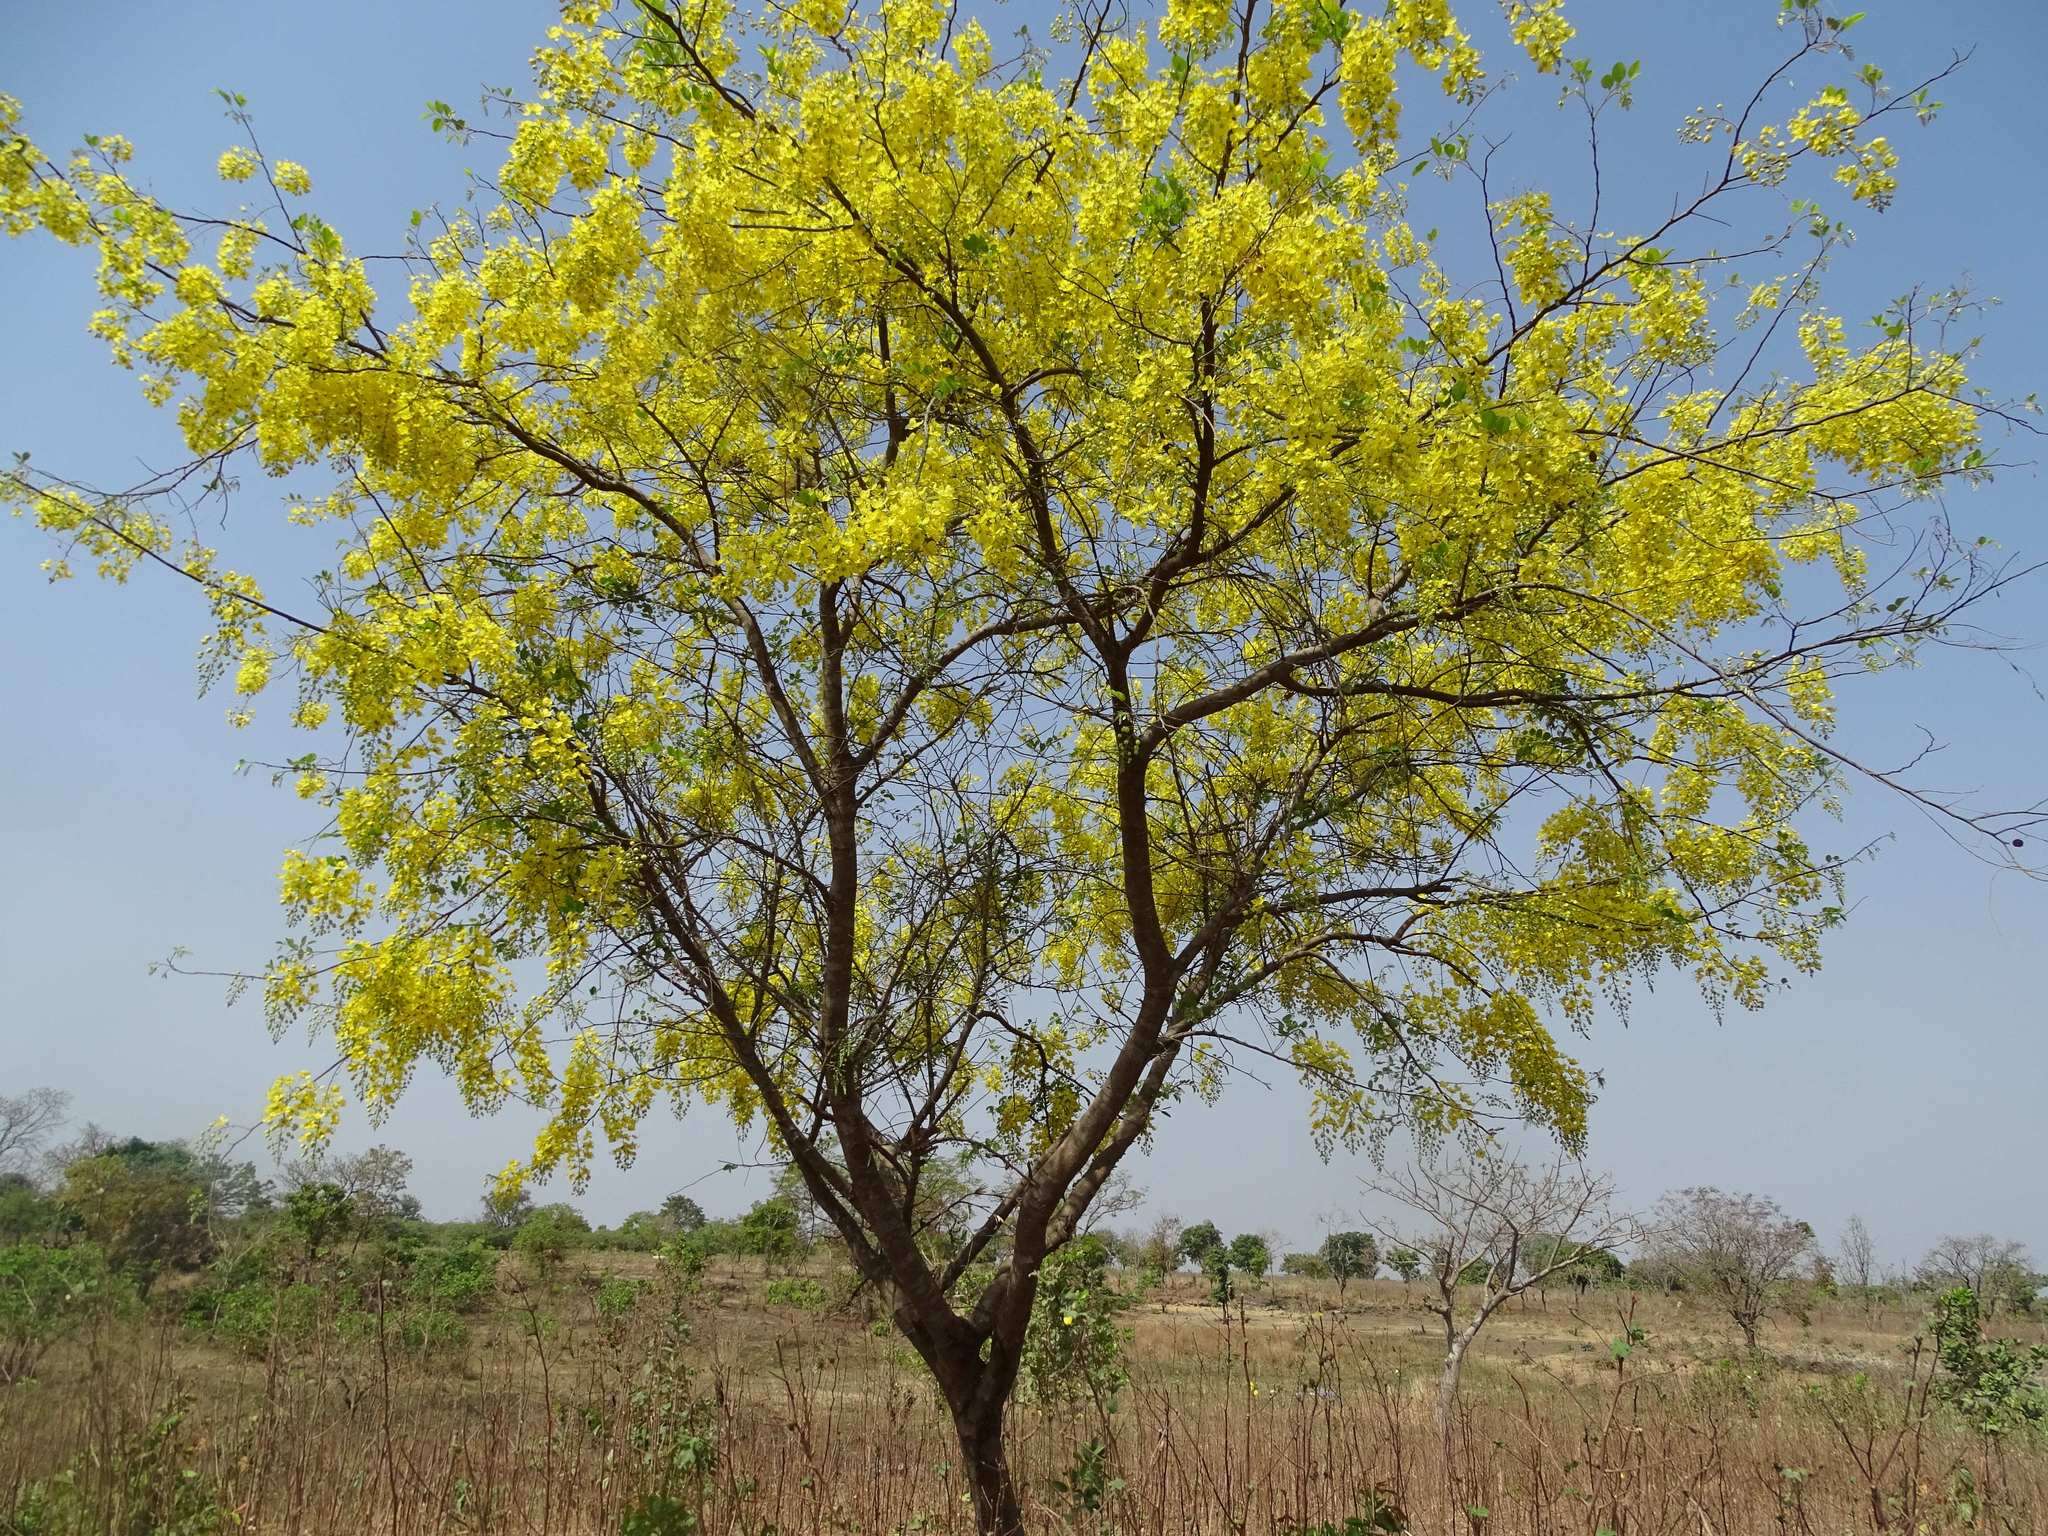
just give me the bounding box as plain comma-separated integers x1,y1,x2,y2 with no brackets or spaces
2,0,2042,1272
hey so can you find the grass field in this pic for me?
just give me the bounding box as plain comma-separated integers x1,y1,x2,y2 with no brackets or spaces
5,1252,2044,1535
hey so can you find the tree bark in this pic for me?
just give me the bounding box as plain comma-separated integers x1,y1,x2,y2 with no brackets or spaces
1437,1325,1476,1432
953,1401,1024,1536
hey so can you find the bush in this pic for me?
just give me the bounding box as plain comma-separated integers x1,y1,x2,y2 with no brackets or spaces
1929,1286,2047,1435
1022,1234,1130,1410
514,1205,590,1279
762,1276,826,1310
407,1240,498,1313
190,1280,324,1358
0,1241,111,1384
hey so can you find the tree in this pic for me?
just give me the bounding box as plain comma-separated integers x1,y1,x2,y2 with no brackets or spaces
58,1146,212,1292
287,1145,419,1230
1322,1231,1378,1301
1129,1215,1183,1279
1387,1249,1424,1287
3,3,2030,1527
1646,1187,1816,1352
281,1180,354,1263
1227,1233,1272,1283
1364,1154,1633,1429
1177,1222,1226,1273
659,1193,707,1235
0,1089,68,1180
1282,1251,1328,1280
1838,1214,1878,1308
480,1185,535,1235
514,1202,591,1281
1916,1235,2035,1316
736,1196,803,1270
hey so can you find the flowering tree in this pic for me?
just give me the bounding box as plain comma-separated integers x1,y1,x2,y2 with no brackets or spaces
0,0,2033,1526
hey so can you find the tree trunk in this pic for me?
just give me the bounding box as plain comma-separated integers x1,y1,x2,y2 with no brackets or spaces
954,1402,1024,1536
1436,1328,1474,1431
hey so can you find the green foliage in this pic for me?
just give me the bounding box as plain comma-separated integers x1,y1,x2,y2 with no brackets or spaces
594,1275,644,1321
1228,1232,1272,1282
0,1241,110,1383
1387,1248,1423,1285
1206,1247,1234,1307
1022,1234,1131,1410
1286,1486,1410,1534
1050,1437,1123,1516
281,1180,353,1261
762,1275,826,1310
1321,1231,1378,1293
1457,1256,1498,1287
406,1239,498,1313
735,1196,802,1267
0,1175,69,1245
480,1184,535,1233
514,1203,591,1278
606,1210,670,1251
619,1493,699,1536
659,1193,707,1234
1177,1220,1224,1270
1283,1252,1329,1279
1928,1287,2047,1435
58,1150,212,1293
9,1395,235,1536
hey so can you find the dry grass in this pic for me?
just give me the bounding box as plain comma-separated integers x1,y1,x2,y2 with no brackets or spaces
4,1256,2043,1534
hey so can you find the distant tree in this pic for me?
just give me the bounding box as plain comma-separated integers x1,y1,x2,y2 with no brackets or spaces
1838,1215,1878,1307
737,1196,803,1269
514,1203,591,1280
1177,1221,1224,1272
481,1185,535,1234
612,1210,670,1250
0,1175,65,1246
1646,1187,1815,1351
289,1145,418,1231
281,1180,354,1263
1130,1215,1183,1278
1364,1154,1634,1430
1227,1233,1271,1283
659,1193,708,1234
1916,1235,2034,1316
1525,1232,1624,1296
1387,1248,1423,1286
59,1145,212,1292
1203,1246,1234,1307
1321,1231,1377,1300
1455,1254,1498,1286
1283,1252,1329,1279
0,1089,69,1180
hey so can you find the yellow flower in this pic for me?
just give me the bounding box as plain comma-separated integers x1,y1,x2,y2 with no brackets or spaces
273,160,312,196
217,146,258,182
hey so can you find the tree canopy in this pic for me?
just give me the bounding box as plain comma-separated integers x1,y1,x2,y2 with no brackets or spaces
1,0,2032,1529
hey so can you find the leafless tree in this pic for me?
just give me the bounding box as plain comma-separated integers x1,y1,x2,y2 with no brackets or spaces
1361,1153,1635,1430
285,1144,420,1225
0,1088,69,1181
1645,1187,1815,1351
1838,1214,1879,1308
1916,1234,2035,1314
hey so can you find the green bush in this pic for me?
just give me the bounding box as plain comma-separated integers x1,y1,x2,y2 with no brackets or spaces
1930,1286,2047,1435
191,1280,323,1358
1022,1234,1130,1410
407,1239,498,1313
0,1241,111,1384
762,1275,826,1310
